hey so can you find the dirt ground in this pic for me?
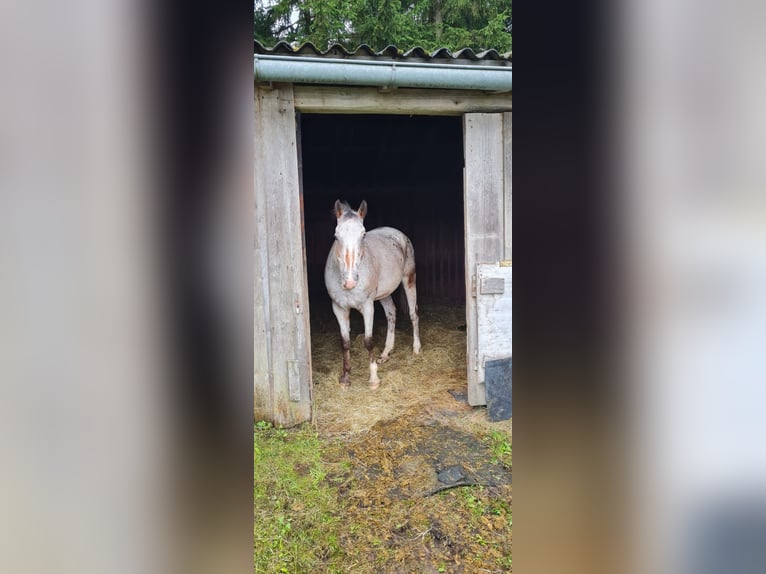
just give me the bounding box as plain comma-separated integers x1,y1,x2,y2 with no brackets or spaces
306,299,512,572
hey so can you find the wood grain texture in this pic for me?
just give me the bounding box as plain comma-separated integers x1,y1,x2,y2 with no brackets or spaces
503,112,512,260
463,113,506,406
294,86,512,116
254,84,312,426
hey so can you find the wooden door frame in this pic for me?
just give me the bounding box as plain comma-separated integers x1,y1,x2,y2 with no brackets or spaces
255,83,511,423
463,112,512,405
254,83,313,426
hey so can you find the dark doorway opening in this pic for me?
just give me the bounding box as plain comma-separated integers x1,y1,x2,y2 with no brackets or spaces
299,114,466,397
301,114,465,309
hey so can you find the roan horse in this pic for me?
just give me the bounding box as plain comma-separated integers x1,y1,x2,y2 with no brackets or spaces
325,200,421,389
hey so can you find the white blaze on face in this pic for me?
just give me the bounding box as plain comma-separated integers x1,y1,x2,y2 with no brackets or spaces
335,217,365,290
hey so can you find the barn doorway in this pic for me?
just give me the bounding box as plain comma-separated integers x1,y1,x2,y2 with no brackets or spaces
299,114,467,432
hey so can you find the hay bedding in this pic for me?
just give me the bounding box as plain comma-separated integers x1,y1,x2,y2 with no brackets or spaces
312,301,482,435
310,300,513,440
310,299,511,439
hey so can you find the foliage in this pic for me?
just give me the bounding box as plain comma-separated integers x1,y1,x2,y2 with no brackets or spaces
254,0,512,53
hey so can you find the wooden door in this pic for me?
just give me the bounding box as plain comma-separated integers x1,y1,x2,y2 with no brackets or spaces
254,84,313,426
463,112,512,405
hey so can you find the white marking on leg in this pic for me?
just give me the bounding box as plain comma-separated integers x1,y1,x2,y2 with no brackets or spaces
362,300,381,386
411,313,421,355
368,361,380,389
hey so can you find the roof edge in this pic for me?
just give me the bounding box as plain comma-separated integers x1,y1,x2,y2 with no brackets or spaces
254,53,512,91
254,40,512,64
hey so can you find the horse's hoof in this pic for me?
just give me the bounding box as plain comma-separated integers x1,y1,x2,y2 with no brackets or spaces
339,375,350,388
376,355,389,364
369,381,380,390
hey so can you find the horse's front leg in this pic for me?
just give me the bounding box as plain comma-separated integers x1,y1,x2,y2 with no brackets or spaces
332,302,352,387
361,300,380,389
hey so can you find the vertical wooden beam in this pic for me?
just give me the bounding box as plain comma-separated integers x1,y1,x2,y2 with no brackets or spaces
503,112,512,260
254,84,312,426
464,113,505,406
254,88,273,422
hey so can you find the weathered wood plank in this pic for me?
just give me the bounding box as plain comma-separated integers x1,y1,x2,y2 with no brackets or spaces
254,84,312,426
503,112,512,260
464,113,505,406
294,86,512,116
254,177,272,421
295,112,314,406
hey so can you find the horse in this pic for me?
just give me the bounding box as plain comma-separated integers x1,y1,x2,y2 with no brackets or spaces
324,200,421,389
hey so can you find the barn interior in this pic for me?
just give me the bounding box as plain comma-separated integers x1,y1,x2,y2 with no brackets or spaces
300,113,465,307
300,113,472,431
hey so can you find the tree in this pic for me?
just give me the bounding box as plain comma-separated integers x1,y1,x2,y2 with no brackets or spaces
254,0,512,53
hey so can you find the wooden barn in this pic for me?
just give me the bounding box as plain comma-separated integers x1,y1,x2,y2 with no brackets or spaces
254,41,512,427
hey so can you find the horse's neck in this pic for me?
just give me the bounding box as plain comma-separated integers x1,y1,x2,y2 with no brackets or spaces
348,246,375,286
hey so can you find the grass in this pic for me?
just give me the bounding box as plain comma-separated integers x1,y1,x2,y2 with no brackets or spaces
254,422,344,573
255,421,512,573
484,429,513,468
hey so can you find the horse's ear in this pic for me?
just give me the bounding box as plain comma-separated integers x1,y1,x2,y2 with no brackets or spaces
334,200,344,219
357,200,368,220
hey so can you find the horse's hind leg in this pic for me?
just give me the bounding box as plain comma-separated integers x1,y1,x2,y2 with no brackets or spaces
403,272,422,354
362,300,381,389
377,295,396,364
332,302,352,387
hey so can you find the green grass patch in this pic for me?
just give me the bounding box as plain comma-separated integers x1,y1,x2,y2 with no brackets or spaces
254,422,344,573
484,429,512,468
443,484,513,569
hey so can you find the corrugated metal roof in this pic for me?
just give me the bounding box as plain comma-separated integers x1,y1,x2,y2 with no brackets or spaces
254,40,512,67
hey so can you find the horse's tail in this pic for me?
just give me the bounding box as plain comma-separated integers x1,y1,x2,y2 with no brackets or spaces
403,234,416,276
406,236,415,262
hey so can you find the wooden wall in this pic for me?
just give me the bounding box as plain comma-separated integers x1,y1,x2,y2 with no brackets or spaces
255,96,512,423
254,84,313,427
464,112,512,405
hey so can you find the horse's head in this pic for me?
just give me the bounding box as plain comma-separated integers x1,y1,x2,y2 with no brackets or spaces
333,199,367,290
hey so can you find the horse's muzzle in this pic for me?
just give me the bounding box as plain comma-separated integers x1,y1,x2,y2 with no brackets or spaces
342,278,356,290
